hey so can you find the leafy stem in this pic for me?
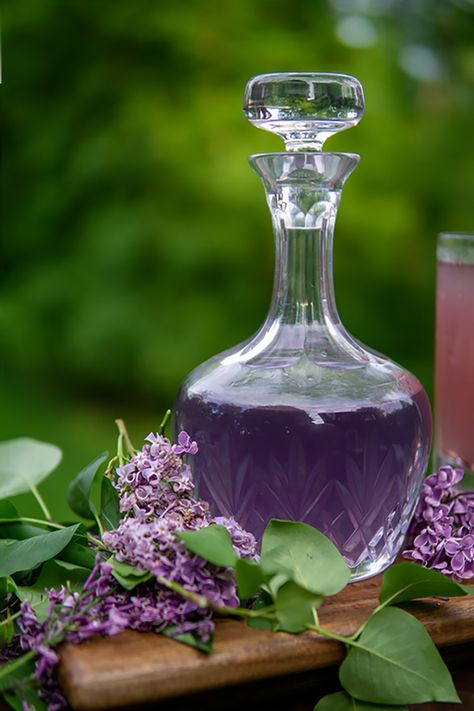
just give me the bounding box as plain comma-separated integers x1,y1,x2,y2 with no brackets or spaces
159,409,172,436
28,482,52,521
156,575,276,620
115,419,135,464
0,610,22,629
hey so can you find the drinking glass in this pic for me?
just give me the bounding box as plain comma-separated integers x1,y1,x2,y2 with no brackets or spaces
435,232,474,474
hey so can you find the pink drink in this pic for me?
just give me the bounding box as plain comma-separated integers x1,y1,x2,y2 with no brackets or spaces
435,235,474,472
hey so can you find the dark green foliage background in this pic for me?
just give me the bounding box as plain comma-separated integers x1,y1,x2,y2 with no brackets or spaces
2,0,474,516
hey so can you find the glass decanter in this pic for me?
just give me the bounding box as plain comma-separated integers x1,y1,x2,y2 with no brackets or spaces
174,73,432,580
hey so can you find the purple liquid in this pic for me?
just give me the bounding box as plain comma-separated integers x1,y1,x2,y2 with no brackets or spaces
175,390,431,569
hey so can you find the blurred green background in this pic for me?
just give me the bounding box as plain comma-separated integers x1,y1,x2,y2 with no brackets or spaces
3,0,474,518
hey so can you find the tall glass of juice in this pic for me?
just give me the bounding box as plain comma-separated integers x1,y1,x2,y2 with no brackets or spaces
435,232,474,474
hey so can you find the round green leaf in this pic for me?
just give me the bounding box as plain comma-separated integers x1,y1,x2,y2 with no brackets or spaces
0,438,62,499
339,607,460,704
177,525,238,568
261,520,350,596
274,580,323,633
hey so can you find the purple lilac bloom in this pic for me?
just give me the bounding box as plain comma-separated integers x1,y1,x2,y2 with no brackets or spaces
8,431,257,709
403,465,474,580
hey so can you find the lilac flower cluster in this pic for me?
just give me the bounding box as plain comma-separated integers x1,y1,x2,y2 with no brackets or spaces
9,431,257,710
17,558,123,711
102,431,257,633
404,465,474,580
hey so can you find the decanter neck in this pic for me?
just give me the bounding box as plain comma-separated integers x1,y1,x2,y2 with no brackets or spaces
250,153,359,329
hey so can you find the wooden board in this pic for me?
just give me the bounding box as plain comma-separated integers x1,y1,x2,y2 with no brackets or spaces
58,575,474,711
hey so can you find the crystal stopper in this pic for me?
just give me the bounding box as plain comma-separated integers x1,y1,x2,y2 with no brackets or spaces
243,72,364,151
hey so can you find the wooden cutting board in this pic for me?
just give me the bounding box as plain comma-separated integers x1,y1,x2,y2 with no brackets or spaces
58,574,474,711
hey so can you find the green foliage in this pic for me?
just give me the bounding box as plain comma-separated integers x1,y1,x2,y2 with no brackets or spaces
15,560,90,620
0,439,62,499
314,691,407,711
379,562,474,606
109,557,152,590
67,452,108,521
177,525,238,568
100,477,121,531
234,558,265,601
0,525,79,576
339,607,459,704
274,581,323,633
261,520,350,595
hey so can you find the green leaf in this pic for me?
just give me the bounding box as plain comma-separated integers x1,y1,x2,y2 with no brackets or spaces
177,525,238,567
314,691,407,710
379,562,474,606
67,452,108,520
57,539,96,569
235,558,265,601
248,591,277,631
339,607,460,704
0,650,36,691
0,608,15,648
109,557,152,590
15,559,90,620
274,580,322,633
0,655,48,710
0,438,62,499
0,525,79,576
261,520,350,596
0,576,17,598
162,626,214,653
100,476,121,530
0,521,46,541
0,500,19,519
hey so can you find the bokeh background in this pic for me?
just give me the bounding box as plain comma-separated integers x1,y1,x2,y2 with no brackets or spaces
3,0,474,517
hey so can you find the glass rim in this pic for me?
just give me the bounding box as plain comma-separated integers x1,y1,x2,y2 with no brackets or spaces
437,231,474,264
438,231,474,240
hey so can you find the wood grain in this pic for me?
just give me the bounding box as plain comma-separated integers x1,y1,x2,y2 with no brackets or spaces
58,574,474,711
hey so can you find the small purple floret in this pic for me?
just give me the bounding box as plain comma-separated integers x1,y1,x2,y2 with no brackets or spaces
403,465,474,580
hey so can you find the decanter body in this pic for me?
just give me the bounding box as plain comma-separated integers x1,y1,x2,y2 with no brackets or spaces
174,74,432,580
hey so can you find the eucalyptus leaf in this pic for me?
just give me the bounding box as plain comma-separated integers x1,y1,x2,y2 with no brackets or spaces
314,691,407,711
339,607,459,704
235,558,265,601
162,625,214,653
274,580,322,633
379,562,474,606
67,452,108,520
0,525,79,576
178,525,238,568
261,520,350,596
100,476,121,530
109,557,152,590
0,438,62,499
